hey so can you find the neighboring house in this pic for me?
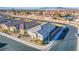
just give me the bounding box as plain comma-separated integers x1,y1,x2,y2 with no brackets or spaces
9,26,17,32
0,20,25,32
0,17,42,35
0,23,8,30
0,21,12,30
75,16,79,21
24,20,41,30
0,17,8,23
75,19,79,21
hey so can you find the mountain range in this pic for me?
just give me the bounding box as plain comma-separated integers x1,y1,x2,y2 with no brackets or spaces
0,7,79,10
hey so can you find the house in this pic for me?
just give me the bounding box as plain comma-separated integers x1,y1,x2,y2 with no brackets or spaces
0,21,12,30
36,23,56,43
75,16,79,21
27,22,47,39
0,16,8,23
24,20,41,30
0,20,25,33
27,22,56,43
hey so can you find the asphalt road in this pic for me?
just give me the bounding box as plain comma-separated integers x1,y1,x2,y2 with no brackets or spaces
50,25,78,51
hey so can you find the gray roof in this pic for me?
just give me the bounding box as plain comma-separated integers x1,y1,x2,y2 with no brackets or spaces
41,23,56,33
37,29,48,39
37,23,56,39
3,20,25,28
26,22,47,32
2,19,41,30
0,17,8,23
2,21,12,27
24,20,41,30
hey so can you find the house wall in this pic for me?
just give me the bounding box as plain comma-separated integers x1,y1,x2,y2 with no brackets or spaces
36,32,43,41
0,23,17,32
27,31,36,39
27,30,44,41
0,24,8,30
9,26,17,32
19,28,24,35
26,22,48,41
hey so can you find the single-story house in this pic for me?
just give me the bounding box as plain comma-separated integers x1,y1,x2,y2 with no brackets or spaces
27,22,56,43
27,22,46,39
0,20,25,33
0,17,8,23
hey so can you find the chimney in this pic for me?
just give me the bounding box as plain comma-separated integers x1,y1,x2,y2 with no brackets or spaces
19,24,24,35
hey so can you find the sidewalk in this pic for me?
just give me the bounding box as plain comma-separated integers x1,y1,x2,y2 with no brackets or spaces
77,28,79,51
77,38,79,51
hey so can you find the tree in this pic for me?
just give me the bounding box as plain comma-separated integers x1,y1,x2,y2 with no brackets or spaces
65,14,71,17
53,12,62,18
26,11,30,14
39,11,43,15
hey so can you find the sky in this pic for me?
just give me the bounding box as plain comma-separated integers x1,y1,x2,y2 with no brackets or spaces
0,0,79,7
